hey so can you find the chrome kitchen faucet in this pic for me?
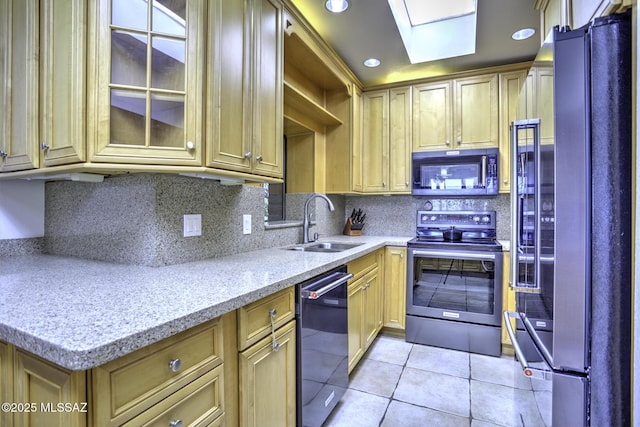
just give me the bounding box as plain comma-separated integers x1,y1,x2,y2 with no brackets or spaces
302,193,334,243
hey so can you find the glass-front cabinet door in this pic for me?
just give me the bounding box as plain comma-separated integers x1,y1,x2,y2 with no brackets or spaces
89,0,204,165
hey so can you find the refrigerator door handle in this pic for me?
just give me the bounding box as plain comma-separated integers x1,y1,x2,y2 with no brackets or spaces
503,311,552,380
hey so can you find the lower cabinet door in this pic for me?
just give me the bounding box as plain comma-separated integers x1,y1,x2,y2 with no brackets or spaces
348,279,365,372
13,350,86,427
239,319,296,427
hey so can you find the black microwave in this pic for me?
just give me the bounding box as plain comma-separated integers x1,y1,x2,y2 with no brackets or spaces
412,148,499,196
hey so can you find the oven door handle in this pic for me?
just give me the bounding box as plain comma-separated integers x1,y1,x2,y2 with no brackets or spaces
410,249,496,261
503,311,552,380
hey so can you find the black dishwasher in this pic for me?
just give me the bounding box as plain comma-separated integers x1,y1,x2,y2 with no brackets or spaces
296,265,352,427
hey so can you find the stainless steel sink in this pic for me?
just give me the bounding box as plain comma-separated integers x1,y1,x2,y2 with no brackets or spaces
286,242,363,253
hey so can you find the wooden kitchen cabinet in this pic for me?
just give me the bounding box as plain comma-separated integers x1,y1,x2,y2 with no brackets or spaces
0,312,240,427
13,349,87,427
383,246,407,332
362,87,411,193
283,7,358,193
501,251,516,355
0,341,12,427
238,319,296,427
499,69,528,193
347,249,384,372
88,0,205,166
0,0,85,172
412,81,452,151
92,316,226,426
236,287,296,427
413,74,498,152
207,0,283,178
362,90,388,192
454,74,499,149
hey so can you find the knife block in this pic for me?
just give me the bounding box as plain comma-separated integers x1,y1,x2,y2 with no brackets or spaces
343,218,363,236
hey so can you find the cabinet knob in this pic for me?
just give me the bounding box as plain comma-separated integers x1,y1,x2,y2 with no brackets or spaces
445,140,450,145
405,181,409,187
256,155,263,162
244,152,252,159
169,420,183,427
168,358,182,372
186,141,195,150
40,142,50,151
0,150,7,159
457,138,461,145
503,179,508,184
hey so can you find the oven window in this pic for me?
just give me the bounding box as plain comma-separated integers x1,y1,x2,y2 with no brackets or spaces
412,257,495,314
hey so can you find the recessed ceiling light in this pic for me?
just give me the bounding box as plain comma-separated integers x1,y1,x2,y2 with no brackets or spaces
363,58,381,67
325,0,349,13
512,28,535,41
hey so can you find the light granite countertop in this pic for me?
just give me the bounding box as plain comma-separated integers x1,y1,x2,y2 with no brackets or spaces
0,235,410,371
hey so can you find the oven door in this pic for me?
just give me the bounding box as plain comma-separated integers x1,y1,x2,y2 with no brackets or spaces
407,247,503,326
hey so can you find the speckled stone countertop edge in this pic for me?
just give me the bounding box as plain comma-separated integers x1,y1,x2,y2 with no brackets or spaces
0,236,410,371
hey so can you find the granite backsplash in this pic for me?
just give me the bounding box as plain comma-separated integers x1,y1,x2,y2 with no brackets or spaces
0,173,510,264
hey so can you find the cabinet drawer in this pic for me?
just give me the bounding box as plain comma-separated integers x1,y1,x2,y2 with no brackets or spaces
347,250,379,281
122,364,224,427
93,318,223,425
237,287,295,351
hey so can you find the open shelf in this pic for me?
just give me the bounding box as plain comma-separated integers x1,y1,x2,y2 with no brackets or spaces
283,81,343,129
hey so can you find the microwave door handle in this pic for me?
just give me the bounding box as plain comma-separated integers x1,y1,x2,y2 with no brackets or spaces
481,155,487,188
503,311,552,380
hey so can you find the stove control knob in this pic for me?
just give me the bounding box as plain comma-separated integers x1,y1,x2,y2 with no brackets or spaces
483,216,490,223
430,216,437,221
473,216,480,222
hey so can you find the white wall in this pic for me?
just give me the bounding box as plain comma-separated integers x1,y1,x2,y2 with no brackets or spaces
0,180,45,239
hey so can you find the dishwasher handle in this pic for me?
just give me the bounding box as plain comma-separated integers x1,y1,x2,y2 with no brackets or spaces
301,272,353,300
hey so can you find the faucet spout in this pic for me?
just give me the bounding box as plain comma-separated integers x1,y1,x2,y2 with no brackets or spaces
302,193,335,243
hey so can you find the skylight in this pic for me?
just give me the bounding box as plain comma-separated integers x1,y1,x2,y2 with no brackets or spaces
388,0,477,64
403,0,476,26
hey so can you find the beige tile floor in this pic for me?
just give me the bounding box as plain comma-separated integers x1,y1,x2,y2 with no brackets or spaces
324,335,551,427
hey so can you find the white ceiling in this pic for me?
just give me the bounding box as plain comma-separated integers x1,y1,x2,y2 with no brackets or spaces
290,0,542,87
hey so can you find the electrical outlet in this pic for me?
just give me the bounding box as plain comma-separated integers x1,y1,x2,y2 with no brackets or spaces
243,214,251,235
183,214,202,237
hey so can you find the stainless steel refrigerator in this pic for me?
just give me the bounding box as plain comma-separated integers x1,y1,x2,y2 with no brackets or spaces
506,12,632,426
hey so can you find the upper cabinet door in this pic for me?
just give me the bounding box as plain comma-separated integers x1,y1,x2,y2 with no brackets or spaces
362,90,389,192
0,0,40,172
207,0,283,179
39,0,86,167
89,0,205,166
388,86,411,192
454,74,499,149
499,70,527,193
207,0,252,173
412,81,452,151
251,0,283,178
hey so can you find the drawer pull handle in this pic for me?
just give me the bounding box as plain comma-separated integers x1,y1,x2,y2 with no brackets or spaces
168,358,182,373
269,308,280,352
169,420,183,427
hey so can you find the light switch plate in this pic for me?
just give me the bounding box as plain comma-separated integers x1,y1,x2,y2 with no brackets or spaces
243,214,251,235
183,214,202,237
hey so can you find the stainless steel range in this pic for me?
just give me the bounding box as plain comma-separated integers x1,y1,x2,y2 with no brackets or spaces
406,210,503,356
